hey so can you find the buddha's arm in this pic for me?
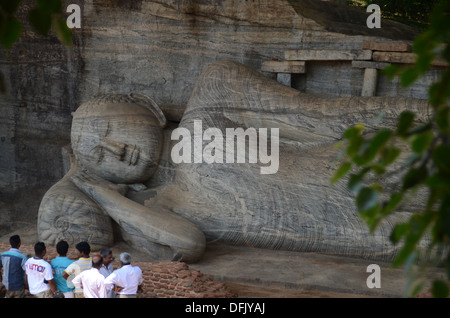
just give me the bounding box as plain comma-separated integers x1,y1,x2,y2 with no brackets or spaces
70,171,206,263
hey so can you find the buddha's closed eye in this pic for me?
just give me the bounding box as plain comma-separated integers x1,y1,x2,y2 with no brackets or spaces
91,139,140,166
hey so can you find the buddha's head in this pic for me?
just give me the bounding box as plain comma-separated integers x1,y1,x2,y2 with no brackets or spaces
71,93,167,184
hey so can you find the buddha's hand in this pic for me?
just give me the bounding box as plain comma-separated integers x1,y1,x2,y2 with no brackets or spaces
71,170,129,198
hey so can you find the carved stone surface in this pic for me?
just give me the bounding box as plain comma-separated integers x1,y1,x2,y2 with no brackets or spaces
71,94,167,184
38,174,114,251
145,60,429,262
38,61,429,263
38,93,206,262
0,0,437,237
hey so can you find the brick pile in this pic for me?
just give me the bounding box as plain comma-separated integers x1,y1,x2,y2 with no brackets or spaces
0,243,236,298
139,260,236,298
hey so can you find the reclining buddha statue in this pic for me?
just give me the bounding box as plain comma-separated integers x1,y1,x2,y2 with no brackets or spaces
38,61,429,263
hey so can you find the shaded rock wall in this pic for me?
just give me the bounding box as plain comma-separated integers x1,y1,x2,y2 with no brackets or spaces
0,0,439,236
0,2,84,234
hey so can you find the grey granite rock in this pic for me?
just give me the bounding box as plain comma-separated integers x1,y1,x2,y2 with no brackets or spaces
38,61,430,263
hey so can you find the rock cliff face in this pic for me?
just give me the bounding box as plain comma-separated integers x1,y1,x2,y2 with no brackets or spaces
0,2,84,235
0,0,439,237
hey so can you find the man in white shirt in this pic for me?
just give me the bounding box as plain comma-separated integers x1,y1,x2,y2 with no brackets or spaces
25,242,56,298
105,252,143,298
72,255,107,298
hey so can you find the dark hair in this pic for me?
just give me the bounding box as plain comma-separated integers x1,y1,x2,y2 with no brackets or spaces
56,240,69,256
100,247,112,258
34,242,46,256
75,241,91,255
9,235,21,248
92,256,103,269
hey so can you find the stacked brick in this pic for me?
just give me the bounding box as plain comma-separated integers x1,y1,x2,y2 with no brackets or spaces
0,243,236,298
138,260,236,298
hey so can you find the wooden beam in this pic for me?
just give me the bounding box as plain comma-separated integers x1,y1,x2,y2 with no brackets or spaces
285,49,372,61
362,40,411,52
373,51,448,67
261,60,305,73
352,60,390,70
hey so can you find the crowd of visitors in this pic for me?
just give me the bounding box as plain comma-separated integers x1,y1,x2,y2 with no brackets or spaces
0,234,143,298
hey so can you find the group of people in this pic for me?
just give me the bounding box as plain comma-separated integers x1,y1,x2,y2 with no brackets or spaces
0,235,144,298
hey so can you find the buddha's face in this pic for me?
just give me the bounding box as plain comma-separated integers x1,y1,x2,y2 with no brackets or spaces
71,95,165,184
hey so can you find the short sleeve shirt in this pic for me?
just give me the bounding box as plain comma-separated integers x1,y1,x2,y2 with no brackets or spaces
64,257,92,294
25,257,53,295
51,256,74,293
104,264,143,295
72,268,107,298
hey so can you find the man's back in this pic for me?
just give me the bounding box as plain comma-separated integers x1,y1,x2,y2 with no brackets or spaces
72,267,107,298
51,256,74,293
106,264,143,295
25,257,53,295
0,248,27,291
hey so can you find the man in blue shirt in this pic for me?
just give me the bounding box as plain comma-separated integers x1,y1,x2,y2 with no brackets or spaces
0,235,27,298
51,240,75,298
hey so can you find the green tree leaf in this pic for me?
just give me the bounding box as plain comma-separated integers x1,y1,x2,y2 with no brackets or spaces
331,162,351,184
425,173,450,190
342,0,450,298
429,74,450,109
401,68,420,87
28,8,52,35
53,17,72,46
392,213,433,267
356,187,379,212
0,17,21,48
347,168,370,193
433,145,450,175
447,254,450,281
436,106,450,135
402,167,428,191
354,130,393,166
411,131,434,154
0,0,22,14
431,279,449,298
0,71,6,93
381,64,401,79
344,124,364,139
382,192,403,216
436,198,450,240
380,146,401,165
397,111,415,137
390,222,410,244
37,0,61,13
